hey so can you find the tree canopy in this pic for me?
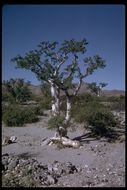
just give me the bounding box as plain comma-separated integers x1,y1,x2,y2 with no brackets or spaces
11,39,106,97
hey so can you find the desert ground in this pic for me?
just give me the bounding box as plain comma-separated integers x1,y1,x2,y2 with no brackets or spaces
2,110,125,187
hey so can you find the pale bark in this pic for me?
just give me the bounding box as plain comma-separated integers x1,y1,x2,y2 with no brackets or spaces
65,96,72,124
41,136,81,148
50,81,60,116
97,92,100,97
97,87,102,97
64,78,83,124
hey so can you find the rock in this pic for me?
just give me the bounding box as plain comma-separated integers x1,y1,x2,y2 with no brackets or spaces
47,175,56,185
8,159,18,170
2,152,125,187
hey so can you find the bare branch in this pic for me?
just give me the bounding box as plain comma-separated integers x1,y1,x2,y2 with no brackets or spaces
73,78,82,97
55,53,67,74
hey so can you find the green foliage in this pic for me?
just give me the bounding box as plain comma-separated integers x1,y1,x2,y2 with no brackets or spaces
11,39,106,96
39,97,52,110
2,172,38,187
39,82,52,110
110,101,125,111
87,82,108,96
100,95,125,111
2,104,39,127
3,79,32,103
23,105,44,116
71,95,117,137
2,93,15,103
48,115,65,129
87,109,117,136
60,38,88,54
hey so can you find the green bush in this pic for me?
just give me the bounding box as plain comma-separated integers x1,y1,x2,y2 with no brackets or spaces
48,115,65,129
87,110,117,136
2,104,39,127
31,105,44,116
71,98,100,123
39,97,52,110
2,93,15,103
71,99,117,137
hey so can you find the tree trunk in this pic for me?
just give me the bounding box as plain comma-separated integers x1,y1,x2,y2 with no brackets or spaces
65,96,72,124
97,88,101,97
50,81,60,116
97,91,100,97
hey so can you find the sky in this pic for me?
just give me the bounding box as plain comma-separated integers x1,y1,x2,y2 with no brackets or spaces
2,4,125,90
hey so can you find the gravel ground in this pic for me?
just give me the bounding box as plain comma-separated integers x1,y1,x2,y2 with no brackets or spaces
2,110,126,187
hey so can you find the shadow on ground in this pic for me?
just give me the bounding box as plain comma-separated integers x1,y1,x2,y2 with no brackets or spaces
16,152,40,159
72,128,124,143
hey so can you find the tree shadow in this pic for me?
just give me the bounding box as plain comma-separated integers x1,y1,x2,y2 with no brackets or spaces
72,129,124,144
72,132,99,143
16,152,40,159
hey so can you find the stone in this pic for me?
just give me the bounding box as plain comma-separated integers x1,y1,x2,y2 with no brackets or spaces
47,175,56,185
8,159,18,170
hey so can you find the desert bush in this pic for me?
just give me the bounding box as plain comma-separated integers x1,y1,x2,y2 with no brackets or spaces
110,96,125,111
110,101,125,111
87,109,117,136
48,115,65,129
2,93,15,103
73,93,98,105
2,104,39,127
71,99,117,137
3,79,32,103
71,97,100,123
30,105,44,116
39,97,52,110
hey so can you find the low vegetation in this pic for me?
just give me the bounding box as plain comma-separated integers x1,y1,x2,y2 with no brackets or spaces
2,104,44,127
48,115,65,129
71,94,120,137
2,79,125,139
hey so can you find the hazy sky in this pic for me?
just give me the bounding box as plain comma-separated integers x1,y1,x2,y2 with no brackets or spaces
2,4,125,90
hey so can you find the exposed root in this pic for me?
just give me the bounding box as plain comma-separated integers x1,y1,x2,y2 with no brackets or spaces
41,136,81,148
2,136,17,146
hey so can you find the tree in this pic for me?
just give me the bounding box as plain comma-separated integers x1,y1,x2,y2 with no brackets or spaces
3,78,32,103
11,39,106,147
87,82,108,97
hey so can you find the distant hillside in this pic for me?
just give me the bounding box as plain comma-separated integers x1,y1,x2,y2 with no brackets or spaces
2,83,125,98
28,85,43,97
78,82,125,97
24,83,126,97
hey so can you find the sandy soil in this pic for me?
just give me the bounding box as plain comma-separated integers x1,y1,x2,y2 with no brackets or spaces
2,110,125,187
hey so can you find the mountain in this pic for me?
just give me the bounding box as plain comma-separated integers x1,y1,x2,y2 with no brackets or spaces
28,83,125,97
2,83,125,98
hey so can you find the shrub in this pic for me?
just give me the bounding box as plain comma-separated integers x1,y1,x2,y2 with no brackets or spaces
71,99,117,137
31,105,44,116
39,97,52,110
2,104,39,127
71,98,100,123
48,115,65,129
2,93,15,103
87,110,117,136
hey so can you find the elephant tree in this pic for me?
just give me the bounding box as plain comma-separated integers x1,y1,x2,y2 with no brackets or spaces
11,39,106,147
87,82,108,97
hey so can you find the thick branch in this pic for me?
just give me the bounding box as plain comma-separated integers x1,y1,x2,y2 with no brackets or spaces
73,77,83,96
54,53,67,76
